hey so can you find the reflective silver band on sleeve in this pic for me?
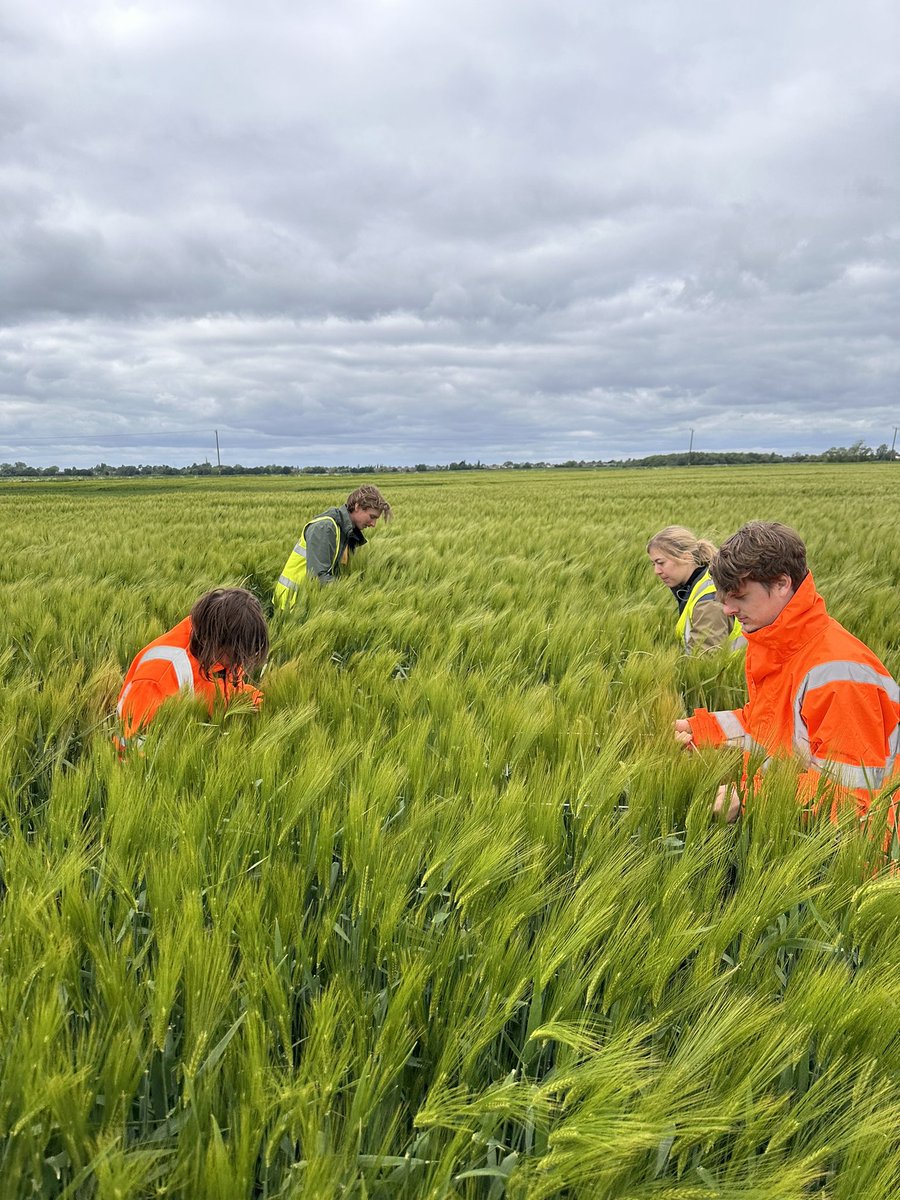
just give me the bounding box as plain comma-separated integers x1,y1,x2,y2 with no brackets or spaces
711,710,765,753
138,645,195,692
278,574,299,591
293,544,307,558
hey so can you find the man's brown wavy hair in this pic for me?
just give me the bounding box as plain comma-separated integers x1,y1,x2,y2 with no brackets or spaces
710,521,808,595
189,588,269,685
346,485,392,522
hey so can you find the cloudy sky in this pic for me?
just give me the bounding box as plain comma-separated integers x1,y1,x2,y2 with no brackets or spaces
2,0,898,466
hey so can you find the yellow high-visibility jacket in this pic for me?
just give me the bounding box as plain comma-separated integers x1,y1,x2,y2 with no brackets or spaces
674,568,744,654
273,505,364,609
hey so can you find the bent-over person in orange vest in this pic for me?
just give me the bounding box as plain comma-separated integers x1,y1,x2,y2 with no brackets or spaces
674,522,899,823
116,588,268,751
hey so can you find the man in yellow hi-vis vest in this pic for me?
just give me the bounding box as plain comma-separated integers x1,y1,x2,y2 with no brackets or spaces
273,485,392,609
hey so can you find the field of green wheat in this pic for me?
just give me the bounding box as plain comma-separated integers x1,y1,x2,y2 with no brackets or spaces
1,465,899,1199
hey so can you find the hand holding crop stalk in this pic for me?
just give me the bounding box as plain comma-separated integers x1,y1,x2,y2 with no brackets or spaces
674,718,695,749
675,721,742,821
713,784,742,823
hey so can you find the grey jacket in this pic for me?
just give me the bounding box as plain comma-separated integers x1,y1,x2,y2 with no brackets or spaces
304,505,366,583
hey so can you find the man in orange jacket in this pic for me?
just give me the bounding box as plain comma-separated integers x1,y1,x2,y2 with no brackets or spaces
674,522,899,822
117,587,268,750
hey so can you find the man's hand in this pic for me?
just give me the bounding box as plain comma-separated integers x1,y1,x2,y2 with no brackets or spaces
674,718,695,749
713,784,742,823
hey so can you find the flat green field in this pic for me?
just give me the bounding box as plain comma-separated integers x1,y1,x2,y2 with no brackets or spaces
1,466,899,1198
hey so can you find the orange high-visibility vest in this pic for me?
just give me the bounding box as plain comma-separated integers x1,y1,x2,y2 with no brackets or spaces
688,573,899,817
116,617,261,746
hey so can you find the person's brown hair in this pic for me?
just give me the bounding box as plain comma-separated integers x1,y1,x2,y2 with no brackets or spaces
346,484,392,522
647,526,718,568
189,588,269,685
710,522,808,595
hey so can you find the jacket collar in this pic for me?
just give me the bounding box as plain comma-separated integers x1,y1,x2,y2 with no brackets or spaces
743,572,830,673
670,565,708,614
335,505,354,535
337,504,367,549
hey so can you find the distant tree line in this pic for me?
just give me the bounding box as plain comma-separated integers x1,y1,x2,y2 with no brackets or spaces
0,439,896,479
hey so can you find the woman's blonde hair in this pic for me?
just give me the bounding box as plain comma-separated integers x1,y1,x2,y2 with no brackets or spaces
647,526,717,568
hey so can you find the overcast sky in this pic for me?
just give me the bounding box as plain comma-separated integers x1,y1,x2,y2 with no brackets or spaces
2,0,898,466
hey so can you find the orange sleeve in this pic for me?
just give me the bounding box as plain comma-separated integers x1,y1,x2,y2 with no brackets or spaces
119,679,168,738
801,681,895,773
688,709,728,746
796,681,898,818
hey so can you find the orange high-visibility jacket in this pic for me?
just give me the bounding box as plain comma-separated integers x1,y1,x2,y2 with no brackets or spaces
688,573,899,816
116,617,261,745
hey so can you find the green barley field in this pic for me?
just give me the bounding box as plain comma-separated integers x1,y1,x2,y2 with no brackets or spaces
2,465,899,1199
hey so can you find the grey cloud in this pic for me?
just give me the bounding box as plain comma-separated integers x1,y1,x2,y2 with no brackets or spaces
1,0,898,463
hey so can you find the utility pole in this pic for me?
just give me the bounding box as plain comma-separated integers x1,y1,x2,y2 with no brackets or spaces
215,429,221,469
892,426,898,460
688,428,694,465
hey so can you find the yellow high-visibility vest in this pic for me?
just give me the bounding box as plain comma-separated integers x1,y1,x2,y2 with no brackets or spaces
675,569,744,652
273,515,342,610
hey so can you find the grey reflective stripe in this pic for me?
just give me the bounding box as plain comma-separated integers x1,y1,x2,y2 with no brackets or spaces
808,758,894,790
293,543,307,558
793,659,899,789
138,645,195,692
794,660,899,760
800,660,899,704
116,681,133,718
730,635,747,652
117,733,146,752
711,710,765,753
713,711,746,739
278,573,299,591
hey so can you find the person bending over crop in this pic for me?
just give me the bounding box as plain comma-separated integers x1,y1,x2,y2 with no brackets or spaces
647,526,744,654
273,484,392,608
674,522,899,822
116,587,268,750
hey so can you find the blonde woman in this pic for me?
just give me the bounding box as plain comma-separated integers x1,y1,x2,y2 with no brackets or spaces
647,526,744,653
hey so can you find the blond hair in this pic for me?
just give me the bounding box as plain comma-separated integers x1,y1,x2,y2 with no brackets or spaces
346,484,392,522
647,526,717,568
